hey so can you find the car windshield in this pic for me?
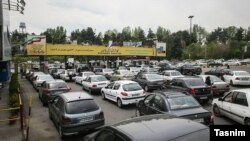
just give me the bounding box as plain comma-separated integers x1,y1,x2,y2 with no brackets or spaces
185,79,205,87
210,76,222,82
146,74,162,80
123,83,142,91
103,69,113,73
235,71,249,76
49,82,67,89
168,96,200,110
171,71,181,76
38,75,54,80
66,99,99,114
91,76,107,82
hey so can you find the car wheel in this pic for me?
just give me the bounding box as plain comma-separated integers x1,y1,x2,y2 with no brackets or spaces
244,118,250,125
58,125,65,138
101,92,106,100
135,109,141,117
117,98,123,108
144,85,149,92
213,104,221,117
230,80,234,86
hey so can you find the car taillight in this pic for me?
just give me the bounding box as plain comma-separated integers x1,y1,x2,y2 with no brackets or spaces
235,77,240,80
92,84,97,88
99,111,104,119
210,113,214,125
121,92,128,96
189,88,196,96
43,89,50,94
62,116,71,124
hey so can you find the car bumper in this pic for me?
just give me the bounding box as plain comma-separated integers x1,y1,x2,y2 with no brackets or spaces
233,80,250,85
121,96,145,105
212,88,230,94
194,94,213,101
62,119,105,135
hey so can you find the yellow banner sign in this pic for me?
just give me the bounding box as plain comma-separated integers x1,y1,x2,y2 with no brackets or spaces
46,44,157,56
26,36,46,55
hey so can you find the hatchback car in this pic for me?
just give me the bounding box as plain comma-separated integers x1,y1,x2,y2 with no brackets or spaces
83,114,209,141
212,89,250,125
75,71,95,85
101,80,145,108
160,70,184,82
33,74,55,91
82,75,110,94
136,91,213,126
48,92,105,137
39,80,71,106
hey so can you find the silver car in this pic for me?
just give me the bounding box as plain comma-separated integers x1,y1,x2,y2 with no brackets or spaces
48,92,105,138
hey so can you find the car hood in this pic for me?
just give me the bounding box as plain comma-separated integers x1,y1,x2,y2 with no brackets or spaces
170,107,209,118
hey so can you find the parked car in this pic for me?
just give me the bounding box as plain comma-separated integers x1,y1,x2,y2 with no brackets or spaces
133,72,165,92
223,71,250,86
160,70,184,82
39,80,71,106
33,74,55,91
176,64,201,75
207,60,223,67
59,69,77,82
204,68,231,80
141,68,158,73
128,67,140,75
83,114,210,141
198,75,230,96
165,77,213,103
94,68,114,80
48,92,105,138
82,75,110,94
101,80,145,108
158,63,175,72
223,60,241,66
75,71,95,85
29,71,45,82
52,69,65,79
136,91,214,125
110,70,134,81
212,89,250,125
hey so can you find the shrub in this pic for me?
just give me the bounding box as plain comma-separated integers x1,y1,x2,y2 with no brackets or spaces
8,73,20,116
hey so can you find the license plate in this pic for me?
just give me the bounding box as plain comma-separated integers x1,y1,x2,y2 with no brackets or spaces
200,96,208,99
132,94,140,97
80,117,93,122
193,118,204,123
98,83,106,85
241,78,249,81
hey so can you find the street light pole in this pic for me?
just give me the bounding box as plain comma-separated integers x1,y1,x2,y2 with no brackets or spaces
188,15,194,43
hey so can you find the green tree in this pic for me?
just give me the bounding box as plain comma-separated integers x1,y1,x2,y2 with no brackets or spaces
41,26,66,44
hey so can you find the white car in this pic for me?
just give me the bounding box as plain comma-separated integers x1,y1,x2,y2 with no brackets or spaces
223,60,241,66
82,75,110,94
160,70,183,82
128,67,140,75
223,71,250,86
59,69,76,81
101,80,145,108
74,71,95,85
212,89,250,125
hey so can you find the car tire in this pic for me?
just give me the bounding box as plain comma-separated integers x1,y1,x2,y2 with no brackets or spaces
101,92,106,100
230,80,234,86
117,98,123,108
213,104,221,117
244,118,250,125
144,85,149,92
58,125,65,139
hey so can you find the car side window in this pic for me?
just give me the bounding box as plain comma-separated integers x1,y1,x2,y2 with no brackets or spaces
144,95,155,106
152,95,165,111
113,83,120,90
234,92,248,106
96,129,115,141
107,83,115,89
223,92,233,103
54,97,64,110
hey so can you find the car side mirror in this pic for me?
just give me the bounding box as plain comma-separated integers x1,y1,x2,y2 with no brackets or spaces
218,98,223,101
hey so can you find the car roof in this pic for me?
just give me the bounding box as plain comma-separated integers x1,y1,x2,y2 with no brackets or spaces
112,114,208,141
153,90,188,98
61,92,93,102
47,79,66,84
173,77,200,80
114,80,137,84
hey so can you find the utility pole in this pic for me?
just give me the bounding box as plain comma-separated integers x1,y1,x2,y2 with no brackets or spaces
188,15,194,43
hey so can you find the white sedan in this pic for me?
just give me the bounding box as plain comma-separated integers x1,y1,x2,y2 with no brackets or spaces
75,71,95,85
82,75,110,94
160,70,183,82
212,89,250,125
223,71,250,86
101,80,145,108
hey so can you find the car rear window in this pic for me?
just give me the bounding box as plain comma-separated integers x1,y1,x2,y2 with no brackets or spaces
168,96,200,110
185,79,205,87
123,83,142,91
49,82,68,89
91,76,107,82
66,99,99,114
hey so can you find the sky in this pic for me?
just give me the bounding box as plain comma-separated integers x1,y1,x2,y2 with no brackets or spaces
9,0,250,36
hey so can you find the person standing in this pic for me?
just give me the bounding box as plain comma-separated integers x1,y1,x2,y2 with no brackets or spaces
205,76,211,86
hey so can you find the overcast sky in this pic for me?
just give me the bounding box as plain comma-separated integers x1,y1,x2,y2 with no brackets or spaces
9,0,250,35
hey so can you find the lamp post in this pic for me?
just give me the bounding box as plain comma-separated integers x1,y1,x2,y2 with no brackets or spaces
188,15,194,44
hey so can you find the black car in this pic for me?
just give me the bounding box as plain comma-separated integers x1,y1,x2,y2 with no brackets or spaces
204,68,231,80
165,77,213,103
177,64,201,75
158,63,175,72
133,72,165,92
136,91,214,126
83,114,210,141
